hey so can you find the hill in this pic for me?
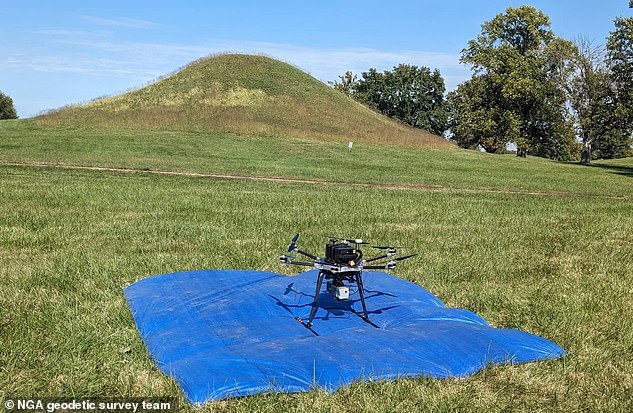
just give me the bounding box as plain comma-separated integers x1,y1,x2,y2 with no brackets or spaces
37,53,452,148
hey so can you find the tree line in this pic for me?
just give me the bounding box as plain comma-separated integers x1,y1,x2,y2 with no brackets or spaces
332,5,633,163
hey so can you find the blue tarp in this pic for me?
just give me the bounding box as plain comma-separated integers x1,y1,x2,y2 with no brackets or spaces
124,269,564,404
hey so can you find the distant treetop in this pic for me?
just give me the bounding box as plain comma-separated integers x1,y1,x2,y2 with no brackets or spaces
0,91,18,120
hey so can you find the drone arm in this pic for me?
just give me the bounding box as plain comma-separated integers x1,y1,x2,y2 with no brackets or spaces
394,253,417,262
280,254,316,267
363,263,397,270
285,261,317,267
296,248,318,260
363,253,393,263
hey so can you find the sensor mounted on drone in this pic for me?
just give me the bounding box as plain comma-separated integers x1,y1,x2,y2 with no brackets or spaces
280,234,416,332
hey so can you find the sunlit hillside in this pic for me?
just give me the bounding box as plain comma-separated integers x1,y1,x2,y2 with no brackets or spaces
38,53,453,148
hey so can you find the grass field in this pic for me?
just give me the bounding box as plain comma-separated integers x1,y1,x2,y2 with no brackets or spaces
1,119,632,412
2,119,632,199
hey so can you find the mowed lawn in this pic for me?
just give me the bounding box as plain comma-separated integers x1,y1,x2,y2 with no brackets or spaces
2,119,633,199
1,121,632,411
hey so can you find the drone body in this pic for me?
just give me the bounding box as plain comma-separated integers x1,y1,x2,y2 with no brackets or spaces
280,234,416,333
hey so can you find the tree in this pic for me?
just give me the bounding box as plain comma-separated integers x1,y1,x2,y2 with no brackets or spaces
0,91,18,120
329,71,357,98
449,6,577,159
447,75,520,153
605,17,633,159
333,64,449,136
557,39,617,163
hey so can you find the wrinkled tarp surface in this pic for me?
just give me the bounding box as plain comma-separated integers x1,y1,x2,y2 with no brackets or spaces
124,269,564,403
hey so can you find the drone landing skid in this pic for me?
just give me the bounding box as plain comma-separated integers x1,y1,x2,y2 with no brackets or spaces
295,309,378,336
294,316,320,336
299,269,378,335
350,310,380,328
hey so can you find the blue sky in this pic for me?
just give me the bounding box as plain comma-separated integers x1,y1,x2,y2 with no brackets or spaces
2,1,632,117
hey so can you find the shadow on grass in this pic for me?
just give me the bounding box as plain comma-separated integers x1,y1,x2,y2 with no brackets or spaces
588,162,633,179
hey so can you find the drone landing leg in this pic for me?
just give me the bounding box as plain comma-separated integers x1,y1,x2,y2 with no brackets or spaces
306,270,325,328
355,272,369,319
354,272,379,328
295,316,319,336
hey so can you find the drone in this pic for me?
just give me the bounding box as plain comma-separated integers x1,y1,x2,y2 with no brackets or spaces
279,234,416,331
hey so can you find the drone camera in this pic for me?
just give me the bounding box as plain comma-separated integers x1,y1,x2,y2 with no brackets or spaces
325,243,361,265
327,281,350,300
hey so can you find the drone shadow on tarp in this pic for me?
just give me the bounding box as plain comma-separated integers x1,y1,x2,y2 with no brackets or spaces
268,281,400,326
282,282,398,301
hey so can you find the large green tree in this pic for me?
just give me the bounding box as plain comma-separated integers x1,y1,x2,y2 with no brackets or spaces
333,64,448,136
604,17,633,159
449,6,577,159
447,75,520,153
0,91,18,120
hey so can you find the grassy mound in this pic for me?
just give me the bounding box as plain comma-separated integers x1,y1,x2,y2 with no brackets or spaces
38,54,452,148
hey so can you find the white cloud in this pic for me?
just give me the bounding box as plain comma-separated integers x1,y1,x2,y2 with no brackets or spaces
22,29,471,90
30,29,97,36
197,39,471,91
0,54,162,78
80,15,161,29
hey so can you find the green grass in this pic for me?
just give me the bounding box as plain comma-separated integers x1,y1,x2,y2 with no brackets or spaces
1,119,632,411
2,119,633,199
